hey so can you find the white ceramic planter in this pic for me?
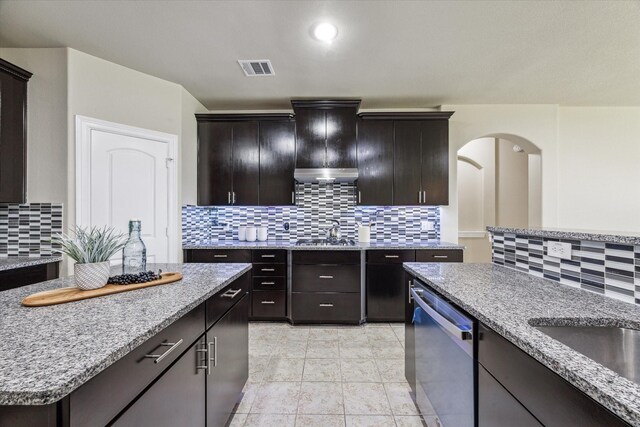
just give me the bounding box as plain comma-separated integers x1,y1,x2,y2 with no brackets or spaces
74,261,110,290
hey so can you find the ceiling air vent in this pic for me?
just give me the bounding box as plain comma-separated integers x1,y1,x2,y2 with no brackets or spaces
238,59,275,77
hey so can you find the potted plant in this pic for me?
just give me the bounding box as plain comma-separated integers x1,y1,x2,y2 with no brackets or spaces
52,226,127,290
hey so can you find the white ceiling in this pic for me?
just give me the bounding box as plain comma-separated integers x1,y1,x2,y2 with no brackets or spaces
1,0,639,109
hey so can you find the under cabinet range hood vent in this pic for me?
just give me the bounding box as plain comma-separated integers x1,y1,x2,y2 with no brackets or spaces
294,168,359,184
238,59,275,76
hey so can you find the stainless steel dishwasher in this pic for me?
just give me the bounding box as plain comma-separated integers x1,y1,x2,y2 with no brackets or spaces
410,279,476,427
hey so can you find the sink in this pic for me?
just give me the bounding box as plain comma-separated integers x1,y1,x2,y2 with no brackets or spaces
534,325,640,385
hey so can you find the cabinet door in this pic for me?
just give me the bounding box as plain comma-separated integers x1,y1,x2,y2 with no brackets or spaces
0,71,27,203
393,121,422,205
232,122,259,206
421,120,449,205
367,258,414,322
295,108,326,168
198,121,233,205
207,294,249,427
259,120,296,205
326,108,357,168
112,338,206,427
357,120,393,205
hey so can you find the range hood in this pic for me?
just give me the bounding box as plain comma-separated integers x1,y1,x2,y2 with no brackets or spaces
294,168,359,184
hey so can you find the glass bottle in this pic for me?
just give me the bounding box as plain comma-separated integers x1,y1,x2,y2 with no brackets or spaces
122,219,147,274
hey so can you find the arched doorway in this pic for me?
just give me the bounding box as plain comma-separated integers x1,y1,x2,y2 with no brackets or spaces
457,134,541,262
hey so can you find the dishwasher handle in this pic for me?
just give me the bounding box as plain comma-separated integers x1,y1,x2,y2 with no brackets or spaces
410,287,472,341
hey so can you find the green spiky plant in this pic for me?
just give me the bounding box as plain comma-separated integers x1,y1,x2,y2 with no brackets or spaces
52,226,127,264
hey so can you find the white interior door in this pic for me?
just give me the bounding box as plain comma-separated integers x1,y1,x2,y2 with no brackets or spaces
76,116,178,265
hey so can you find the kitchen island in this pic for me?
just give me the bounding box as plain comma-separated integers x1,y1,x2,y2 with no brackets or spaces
404,262,640,426
0,262,251,426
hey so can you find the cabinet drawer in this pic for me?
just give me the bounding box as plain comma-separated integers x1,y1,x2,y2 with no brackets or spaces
292,292,360,324
252,249,287,263
253,276,286,290
252,291,286,318
186,249,251,263
292,265,360,292
69,303,205,427
415,249,463,263
367,250,415,264
293,250,360,265
206,271,250,329
253,263,286,277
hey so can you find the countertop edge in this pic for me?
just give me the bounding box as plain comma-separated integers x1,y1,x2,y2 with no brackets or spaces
0,256,63,272
182,241,465,250
487,226,640,246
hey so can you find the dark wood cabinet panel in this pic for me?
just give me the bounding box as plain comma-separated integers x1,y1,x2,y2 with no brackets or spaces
404,272,416,393
252,250,287,263
0,262,59,292
367,263,410,322
206,272,250,329
356,120,394,205
292,250,360,265
197,121,233,206
184,249,251,263
0,59,31,203
252,290,286,318
415,249,463,263
294,108,326,168
252,276,286,291
112,338,206,427
292,264,361,293
421,120,449,205
259,121,296,206
326,108,357,168
253,263,286,277
393,121,422,205
366,250,415,264
291,292,360,324
206,294,249,427
478,364,542,427
231,121,259,206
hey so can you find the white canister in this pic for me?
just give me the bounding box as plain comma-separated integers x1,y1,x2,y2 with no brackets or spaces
358,225,371,243
257,226,268,242
238,226,247,241
246,226,257,242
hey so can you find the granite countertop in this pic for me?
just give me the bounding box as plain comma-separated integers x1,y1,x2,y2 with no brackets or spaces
404,262,640,426
183,239,464,250
0,256,63,272
0,262,251,406
487,226,640,246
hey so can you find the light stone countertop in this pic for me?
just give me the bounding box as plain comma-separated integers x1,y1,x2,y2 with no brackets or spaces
0,262,251,406
183,239,464,250
404,262,640,426
487,226,640,246
0,256,63,272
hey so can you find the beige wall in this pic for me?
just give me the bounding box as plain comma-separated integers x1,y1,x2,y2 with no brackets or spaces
0,48,68,204
496,139,529,228
180,87,207,206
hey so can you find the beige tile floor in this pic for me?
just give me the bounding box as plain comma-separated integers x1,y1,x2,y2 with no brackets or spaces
228,322,438,427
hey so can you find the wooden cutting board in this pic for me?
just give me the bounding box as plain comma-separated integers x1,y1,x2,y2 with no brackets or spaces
22,272,183,307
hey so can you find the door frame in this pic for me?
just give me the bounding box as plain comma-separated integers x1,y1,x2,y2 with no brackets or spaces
75,115,179,263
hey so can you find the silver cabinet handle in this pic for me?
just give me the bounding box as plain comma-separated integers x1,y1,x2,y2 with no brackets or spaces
213,254,228,258
261,281,275,285
423,190,427,204
384,255,400,258
221,288,242,298
408,279,413,303
418,191,422,204
261,254,276,258
319,275,334,279
228,192,231,204
232,192,236,204
261,300,275,304
319,303,334,307
433,255,448,259
207,337,218,373
145,339,183,364
196,341,209,374
292,191,295,204
261,268,275,272
358,191,361,204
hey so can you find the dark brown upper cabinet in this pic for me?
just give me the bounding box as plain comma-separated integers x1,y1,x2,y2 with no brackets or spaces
356,119,394,205
0,59,32,204
358,112,454,206
292,100,359,169
196,114,295,206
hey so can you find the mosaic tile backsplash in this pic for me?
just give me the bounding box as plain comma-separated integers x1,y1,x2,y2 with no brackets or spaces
183,183,440,244
491,231,640,305
0,203,63,257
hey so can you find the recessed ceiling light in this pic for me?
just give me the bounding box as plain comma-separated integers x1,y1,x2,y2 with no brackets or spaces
312,22,338,43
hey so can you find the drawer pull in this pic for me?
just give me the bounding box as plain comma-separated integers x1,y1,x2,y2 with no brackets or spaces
319,275,334,279
207,337,218,373
261,281,275,285
261,268,275,272
221,288,242,298
433,255,448,259
145,339,183,364
319,303,334,307
213,254,228,258
261,300,276,304
196,342,209,374
384,255,400,258
261,254,276,258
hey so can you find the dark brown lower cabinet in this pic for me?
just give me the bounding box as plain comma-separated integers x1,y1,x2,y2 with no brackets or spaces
0,262,59,292
112,338,206,427
367,250,415,322
207,294,249,427
404,272,416,394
